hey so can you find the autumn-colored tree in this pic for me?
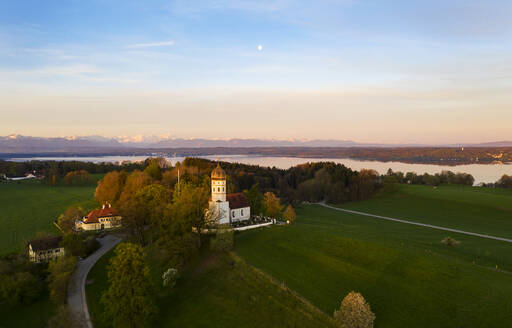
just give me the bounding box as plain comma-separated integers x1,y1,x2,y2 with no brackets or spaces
101,243,157,328
264,192,283,218
95,171,122,205
333,291,375,328
116,171,153,245
64,170,91,186
47,256,77,304
283,205,296,224
57,206,83,233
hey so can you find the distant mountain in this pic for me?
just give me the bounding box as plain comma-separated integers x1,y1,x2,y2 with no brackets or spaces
150,138,360,148
0,135,123,153
1,134,511,154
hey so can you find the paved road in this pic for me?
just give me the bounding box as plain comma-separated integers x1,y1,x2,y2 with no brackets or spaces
68,235,122,328
319,203,512,244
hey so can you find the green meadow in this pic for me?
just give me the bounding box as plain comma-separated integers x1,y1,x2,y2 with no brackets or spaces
0,179,98,255
86,184,512,327
235,185,512,328
86,248,334,328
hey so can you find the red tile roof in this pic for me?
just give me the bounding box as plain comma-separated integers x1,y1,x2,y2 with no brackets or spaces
84,207,117,224
226,193,249,209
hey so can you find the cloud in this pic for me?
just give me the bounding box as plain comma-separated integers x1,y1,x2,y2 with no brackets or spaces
126,40,175,49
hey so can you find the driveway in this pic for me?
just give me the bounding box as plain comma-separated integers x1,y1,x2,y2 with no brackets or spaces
67,234,122,328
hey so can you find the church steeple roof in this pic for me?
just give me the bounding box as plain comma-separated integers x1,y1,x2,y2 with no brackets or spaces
211,162,226,180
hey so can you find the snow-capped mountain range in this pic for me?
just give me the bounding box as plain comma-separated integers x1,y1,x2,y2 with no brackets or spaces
1,134,511,153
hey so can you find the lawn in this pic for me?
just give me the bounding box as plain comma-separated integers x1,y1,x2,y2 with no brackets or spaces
341,184,512,238
235,201,512,328
0,179,97,255
86,247,334,328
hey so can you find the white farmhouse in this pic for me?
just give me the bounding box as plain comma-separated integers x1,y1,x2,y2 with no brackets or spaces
75,203,122,231
209,163,251,225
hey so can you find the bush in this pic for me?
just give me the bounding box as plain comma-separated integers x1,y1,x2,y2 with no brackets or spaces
441,237,460,247
162,268,179,288
210,228,234,253
334,291,375,328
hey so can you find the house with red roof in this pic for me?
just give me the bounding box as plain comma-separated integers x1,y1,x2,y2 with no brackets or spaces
75,203,122,231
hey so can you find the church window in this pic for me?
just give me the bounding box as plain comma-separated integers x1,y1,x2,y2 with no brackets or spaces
232,210,235,217
218,187,220,192
241,209,244,216
222,187,224,191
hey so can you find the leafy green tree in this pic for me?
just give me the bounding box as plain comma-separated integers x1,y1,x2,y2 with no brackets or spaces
264,192,283,219
0,271,43,305
101,243,157,328
61,234,87,257
334,291,375,328
283,205,296,224
144,161,163,181
48,256,77,304
244,183,265,216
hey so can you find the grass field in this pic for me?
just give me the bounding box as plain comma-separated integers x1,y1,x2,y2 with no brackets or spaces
0,179,98,254
85,184,512,327
86,248,334,328
235,185,512,328
341,184,512,238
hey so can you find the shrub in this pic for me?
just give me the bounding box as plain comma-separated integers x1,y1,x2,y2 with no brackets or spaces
162,268,179,288
334,291,375,328
48,256,77,304
441,237,460,247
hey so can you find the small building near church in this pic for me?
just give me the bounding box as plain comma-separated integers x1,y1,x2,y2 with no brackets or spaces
75,203,122,231
28,236,65,263
209,163,251,225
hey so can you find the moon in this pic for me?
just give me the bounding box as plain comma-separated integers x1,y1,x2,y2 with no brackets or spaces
257,44,263,51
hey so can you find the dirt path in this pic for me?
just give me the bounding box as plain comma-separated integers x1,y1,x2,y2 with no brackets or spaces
319,203,512,243
67,235,122,328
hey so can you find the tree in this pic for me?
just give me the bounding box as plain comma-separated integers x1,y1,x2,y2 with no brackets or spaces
333,291,375,328
64,170,91,186
0,271,43,305
57,206,83,233
283,205,296,224
264,192,283,218
101,243,157,328
95,171,123,205
144,161,162,181
244,184,265,216
48,256,77,304
116,171,153,245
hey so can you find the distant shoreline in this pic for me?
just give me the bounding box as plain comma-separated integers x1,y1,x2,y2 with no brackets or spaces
1,146,512,166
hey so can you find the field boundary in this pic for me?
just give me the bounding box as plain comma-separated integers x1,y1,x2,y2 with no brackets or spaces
319,203,512,244
231,252,335,326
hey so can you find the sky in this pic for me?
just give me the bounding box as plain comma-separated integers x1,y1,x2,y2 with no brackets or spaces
0,0,511,143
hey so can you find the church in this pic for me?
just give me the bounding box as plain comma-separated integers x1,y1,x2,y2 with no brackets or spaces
209,163,251,225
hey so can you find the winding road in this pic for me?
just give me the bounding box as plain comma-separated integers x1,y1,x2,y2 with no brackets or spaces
319,203,512,244
67,235,122,328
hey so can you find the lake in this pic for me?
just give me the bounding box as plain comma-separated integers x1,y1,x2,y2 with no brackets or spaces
8,155,512,185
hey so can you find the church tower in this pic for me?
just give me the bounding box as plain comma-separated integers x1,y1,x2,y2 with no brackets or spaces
211,163,226,202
